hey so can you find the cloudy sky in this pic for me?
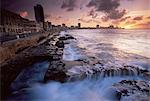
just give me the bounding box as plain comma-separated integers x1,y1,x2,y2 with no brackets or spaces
2,0,150,29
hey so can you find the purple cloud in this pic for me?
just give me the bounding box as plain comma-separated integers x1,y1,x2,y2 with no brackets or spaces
61,0,76,11
87,0,127,20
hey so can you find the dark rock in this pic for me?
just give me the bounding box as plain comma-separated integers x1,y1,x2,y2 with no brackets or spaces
139,69,150,80
44,68,67,83
112,80,150,101
116,91,122,100
52,54,62,60
59,35,75,41
44,60,67,83
140,69,149,73
59,36,66,40
55,40,64,48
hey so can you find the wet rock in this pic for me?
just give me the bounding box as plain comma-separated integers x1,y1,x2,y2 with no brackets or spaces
76,56,102,65
55,40,64,48
52,54,62,60
64,63,150,82
49,61,65,70
44,61,67,83
44,34,77,83
44,68,67,83
59,34,75,41
142,72,150,80
44,60,67,82
112,80,150,101
140,69,150,77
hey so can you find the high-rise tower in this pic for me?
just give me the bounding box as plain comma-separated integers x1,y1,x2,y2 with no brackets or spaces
34,4,44,23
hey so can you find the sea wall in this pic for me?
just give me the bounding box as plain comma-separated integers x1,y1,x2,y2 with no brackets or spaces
0,30,59,64
0,36,40,64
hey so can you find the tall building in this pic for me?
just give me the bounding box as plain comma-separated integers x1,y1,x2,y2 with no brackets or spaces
34,4,44,23
78,23,81,28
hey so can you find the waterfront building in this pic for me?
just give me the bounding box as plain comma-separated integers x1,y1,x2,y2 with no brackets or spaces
96,25,99,29
62,23,67,29
34,4,45,23
108,25,114,29
70,26,75,29
0,9,43,35
62,23,66,27
78,23,81,28
44,21,52,31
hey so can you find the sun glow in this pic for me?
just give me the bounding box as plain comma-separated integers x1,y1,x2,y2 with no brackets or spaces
123,25,133,29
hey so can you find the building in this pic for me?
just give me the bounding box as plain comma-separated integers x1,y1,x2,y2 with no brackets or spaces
34,4,44,23
108,25,114,29
78,23,81,28
62,23,67,29
44,21,52,31
96,25,99,29
23,20,43,33
62,23,66,28
0,9,43,35
70,25,75,29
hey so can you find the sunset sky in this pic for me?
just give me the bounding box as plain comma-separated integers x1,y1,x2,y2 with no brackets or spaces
2,0,150,29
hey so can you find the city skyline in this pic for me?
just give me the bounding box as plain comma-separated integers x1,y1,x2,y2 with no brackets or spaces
1,0,150,29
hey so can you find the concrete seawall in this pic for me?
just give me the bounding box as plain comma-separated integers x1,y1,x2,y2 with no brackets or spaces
0,35,40,64
0,30,59,64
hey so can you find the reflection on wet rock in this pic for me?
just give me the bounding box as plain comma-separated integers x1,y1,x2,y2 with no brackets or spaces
112,80,150,101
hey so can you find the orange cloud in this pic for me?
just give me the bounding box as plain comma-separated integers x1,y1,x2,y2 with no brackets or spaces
111,16,131,27
133,16,143,20
146,16,150,19
125,20,136,25
20,11,28,18
120,16,131,22
134,21,150,29
111,15,150,29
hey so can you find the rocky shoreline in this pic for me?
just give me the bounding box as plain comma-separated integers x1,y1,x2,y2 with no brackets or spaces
1,30,150,101
44,32,150,101
112,80,150,101
0,31,63,99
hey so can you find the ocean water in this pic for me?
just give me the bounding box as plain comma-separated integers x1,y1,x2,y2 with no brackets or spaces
8,29,150,101
63,29,150,70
